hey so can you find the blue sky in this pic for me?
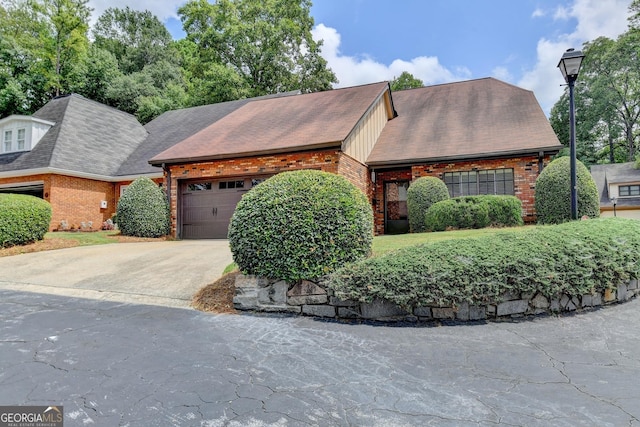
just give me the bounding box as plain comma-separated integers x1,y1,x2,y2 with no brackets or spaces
87,0,633,114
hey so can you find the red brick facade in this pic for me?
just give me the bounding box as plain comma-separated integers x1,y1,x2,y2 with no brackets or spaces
162,149,365,237
372,154,553,234
0,174,117,231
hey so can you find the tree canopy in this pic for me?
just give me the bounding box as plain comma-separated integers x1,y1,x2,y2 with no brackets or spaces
390,71,423,91
0,0,337,123
550,3,640,165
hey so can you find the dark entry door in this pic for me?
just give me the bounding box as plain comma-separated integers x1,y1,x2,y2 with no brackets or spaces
384,181,410,234
180,179,247,239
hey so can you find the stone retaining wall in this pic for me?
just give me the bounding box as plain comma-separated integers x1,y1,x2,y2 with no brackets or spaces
233,275,640,322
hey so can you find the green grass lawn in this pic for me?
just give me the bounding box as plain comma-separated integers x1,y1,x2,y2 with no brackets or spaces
222,226,534,273
372,226,532,255
45,230,122,246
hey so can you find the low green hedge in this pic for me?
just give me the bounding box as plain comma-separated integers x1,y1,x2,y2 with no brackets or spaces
425,195,523,232
327,218,640,310
0,194,52,247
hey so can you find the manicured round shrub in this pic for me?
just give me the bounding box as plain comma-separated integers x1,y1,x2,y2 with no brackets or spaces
407,176,450,233
535,157,600,224
0,194,52,247
228,170,373,281
116,177,169,237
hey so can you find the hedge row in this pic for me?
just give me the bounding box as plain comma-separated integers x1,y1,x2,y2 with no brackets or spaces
425,195,523,232
0,194,52,247
327,218,640,310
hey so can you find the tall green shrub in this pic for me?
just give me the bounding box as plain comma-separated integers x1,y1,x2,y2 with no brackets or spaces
116,178,170,237
228,170,373,281
535,157,600,224
407,176,450,233
0,194,52,247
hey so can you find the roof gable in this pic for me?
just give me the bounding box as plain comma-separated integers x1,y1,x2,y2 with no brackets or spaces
150,82,390,165
367,78,562,166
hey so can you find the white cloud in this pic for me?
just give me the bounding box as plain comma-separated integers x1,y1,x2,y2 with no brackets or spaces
518,0,631,115
532,8,546,18
492,66,513,82
312,23,469,88
87,0,182,25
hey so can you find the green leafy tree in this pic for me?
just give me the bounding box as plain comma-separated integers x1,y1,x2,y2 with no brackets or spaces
179,0,337,97
68,45,122,103
390,71,423,91
93,7,176,74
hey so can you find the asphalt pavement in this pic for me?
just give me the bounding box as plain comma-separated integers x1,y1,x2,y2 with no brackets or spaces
1,241,639,426
1,289,639,426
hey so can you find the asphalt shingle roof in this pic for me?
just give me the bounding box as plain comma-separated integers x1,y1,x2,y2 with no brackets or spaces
118,92,299,175
366,78,563,166
591,162,640,207
0,94,147,176
150,82,390,165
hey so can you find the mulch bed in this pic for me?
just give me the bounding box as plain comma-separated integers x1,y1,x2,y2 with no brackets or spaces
191,271,239,314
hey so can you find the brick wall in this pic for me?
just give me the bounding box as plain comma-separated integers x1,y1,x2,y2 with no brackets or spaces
48,175,116,230
373,155,553,235
0,174,117,231
164,150,342,237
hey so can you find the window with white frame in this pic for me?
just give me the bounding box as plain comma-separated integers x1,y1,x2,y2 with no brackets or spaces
1,127,28,153
17,128,26,150
3,130,12,152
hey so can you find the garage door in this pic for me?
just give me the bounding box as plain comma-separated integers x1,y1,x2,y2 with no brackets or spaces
180,178,266,239
0,182,44,198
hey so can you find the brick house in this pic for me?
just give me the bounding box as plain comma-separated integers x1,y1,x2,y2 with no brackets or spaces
151,78,562,237
591,162,640,219
0,78,562,237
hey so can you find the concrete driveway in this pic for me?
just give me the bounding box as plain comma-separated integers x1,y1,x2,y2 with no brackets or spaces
0,240,233,307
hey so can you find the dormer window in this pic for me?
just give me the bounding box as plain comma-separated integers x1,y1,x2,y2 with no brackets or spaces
3,130,12,152
0,115,54,154
619,185,640,197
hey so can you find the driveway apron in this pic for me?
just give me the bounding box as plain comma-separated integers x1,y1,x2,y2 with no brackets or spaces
0,240,233,307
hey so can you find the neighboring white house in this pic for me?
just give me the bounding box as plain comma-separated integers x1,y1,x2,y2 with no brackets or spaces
591,162,640,219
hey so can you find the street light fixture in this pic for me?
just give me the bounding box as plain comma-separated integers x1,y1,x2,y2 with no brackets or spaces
557,48,585,220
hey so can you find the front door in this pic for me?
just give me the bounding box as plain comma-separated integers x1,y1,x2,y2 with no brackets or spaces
384,181,410,234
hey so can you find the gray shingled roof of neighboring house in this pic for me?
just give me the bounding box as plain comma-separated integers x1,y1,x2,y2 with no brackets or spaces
118,92,300,176
0,94,147,177
366,78,563,166
149,82,389,165
591,162,640,207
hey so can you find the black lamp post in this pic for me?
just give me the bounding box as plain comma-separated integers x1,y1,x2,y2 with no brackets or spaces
558,48,585,220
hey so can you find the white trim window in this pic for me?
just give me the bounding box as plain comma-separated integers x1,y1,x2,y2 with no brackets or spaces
1,127,28,153
17,128,26,150
3,130,12,152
